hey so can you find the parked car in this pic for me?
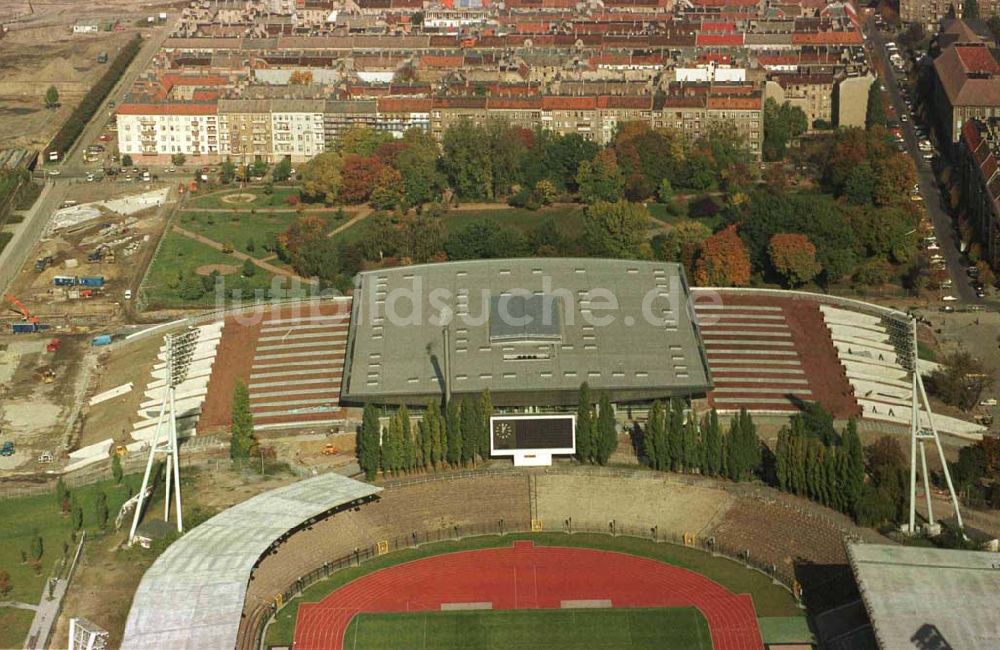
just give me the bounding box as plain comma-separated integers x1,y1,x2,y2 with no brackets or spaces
0,441,13,457
942,295,959,301
939,305,955,313
124,289,132,300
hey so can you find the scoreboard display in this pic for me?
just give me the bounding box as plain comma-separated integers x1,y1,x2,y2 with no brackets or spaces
489,415,576,466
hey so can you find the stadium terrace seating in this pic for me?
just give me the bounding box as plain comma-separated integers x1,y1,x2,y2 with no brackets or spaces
692,292,858,417
129,321,223,446
819,305,985,439
247,298,352,430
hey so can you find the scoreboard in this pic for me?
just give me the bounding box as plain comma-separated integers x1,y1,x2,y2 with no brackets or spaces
489,414,576,466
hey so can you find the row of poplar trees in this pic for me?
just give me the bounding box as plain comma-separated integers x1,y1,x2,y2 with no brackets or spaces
775,416,865,517
357,390,494,480
575,383,620,466
643,402,760,481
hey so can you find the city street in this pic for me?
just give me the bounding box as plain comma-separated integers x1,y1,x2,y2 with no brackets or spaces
865,22,980,305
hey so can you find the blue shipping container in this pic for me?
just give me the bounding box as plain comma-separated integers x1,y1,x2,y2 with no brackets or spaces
53,276,76,286
11,323,38,334
91,334,112,346
79,276,105,287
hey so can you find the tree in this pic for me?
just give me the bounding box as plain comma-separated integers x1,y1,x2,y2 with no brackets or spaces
399,405,415,471
964,0,980,21
479,389,493,460
703,409,723,476
71,498,83,531
694,225,751,286
725,410,760,481
339,154,385,204
289,70,313,85
241,258,256,278
0,570,11,597
595,393,617,465
446,219,529,260
230,380,254,459
645,401,665,470
576,383,594,463
370,166,405,211
445,399,462,466
220,161,237,184
30,534,43,562
112,453,123,484
278,214,328,271
865,80,886,130
273,158,293,182
381,413,402,475
762,98,808,161
301,152,343,204
121,154,133,167
56,478,69,513
359,403,381,480
576,149,625,203
442,119,493,200
582,200,651,259
44,85,59,109
928,350,994,410
95,491,109,530
651,220,711,273
461,396,480,465
396,129,444,207
769,233,821,287
667,399,684,471
337,126,394,157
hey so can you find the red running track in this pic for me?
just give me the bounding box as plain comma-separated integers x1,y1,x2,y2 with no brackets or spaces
294,541,763,650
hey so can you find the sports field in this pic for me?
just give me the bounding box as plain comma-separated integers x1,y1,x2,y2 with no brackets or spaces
343,607,712,650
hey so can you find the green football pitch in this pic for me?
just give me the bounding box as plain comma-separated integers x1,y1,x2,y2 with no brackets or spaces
342,607,712,650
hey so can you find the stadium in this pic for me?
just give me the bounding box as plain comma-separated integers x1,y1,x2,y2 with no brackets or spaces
105,257,992,650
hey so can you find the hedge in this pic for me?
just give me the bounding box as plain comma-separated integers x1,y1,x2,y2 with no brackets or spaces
45,35,143,158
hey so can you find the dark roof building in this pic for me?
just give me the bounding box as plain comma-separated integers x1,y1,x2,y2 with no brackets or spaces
932,40,1000,142
342,259,712,406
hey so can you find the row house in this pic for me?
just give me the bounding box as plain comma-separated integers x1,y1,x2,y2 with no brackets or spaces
958,119,1000,270
117,103,220,161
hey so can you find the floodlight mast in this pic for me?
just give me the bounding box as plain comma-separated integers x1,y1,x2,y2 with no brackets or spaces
904,317,963,533
128,329,199,545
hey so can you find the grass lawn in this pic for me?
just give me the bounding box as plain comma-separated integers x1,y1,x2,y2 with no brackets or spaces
177,211,338,259
0,476,138,605
185,185,301,210
343,607,711,650
441,206,583,234
757,616,815,645
142,231,307,309
265,533,800,646
0,608,35,649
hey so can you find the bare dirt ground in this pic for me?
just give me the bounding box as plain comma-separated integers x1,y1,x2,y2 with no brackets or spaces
535,473,734,537
76,333,165,449
195,263,238,276
6,184,175,323
0,333,92,473
0,0,177,150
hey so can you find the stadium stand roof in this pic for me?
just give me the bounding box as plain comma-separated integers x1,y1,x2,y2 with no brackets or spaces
121,473,380,649
848,543,1000,650
343,258,712,405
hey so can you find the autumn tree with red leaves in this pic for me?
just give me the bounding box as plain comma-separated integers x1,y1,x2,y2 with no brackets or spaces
339,154,386,204
694,225,751,286
768,233,822,287
278,214,327,267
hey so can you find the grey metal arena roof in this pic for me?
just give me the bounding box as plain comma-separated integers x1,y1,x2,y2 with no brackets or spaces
848,543,1000,650
120,473,380,650
343,259,712,405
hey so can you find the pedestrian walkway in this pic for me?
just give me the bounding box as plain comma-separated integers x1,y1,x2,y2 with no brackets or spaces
171,224,317,284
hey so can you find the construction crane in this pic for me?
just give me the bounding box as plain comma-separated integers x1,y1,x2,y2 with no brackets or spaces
3,294,39,324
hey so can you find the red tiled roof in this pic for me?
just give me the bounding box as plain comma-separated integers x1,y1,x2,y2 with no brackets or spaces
955,45,1000,74
791,30,863,45
487,97,543,110
707,96,762,110
116,103,217,116
696,33,744,46
420,55,464,68
962,119,984,151
376,97,433,112
542,96,598,110
597,96,652,109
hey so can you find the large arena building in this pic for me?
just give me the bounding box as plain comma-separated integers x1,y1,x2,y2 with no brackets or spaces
341,258,713,407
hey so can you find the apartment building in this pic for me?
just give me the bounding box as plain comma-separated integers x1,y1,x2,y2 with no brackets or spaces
900,0,1000,31
958,118,1000,270
117,103,220,160
933,40,1000,143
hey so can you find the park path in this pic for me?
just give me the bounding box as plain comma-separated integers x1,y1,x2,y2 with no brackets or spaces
326,206,371,238
171,224,317,285
0,601,38,611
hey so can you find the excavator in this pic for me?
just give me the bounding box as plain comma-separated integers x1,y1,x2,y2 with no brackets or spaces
4,294,39,324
